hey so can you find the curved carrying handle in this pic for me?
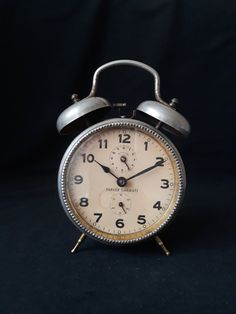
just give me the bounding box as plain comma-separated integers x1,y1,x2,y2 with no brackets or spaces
88,59,167,105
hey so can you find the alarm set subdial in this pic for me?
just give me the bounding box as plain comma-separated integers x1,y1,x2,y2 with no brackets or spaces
109,145,136,173
110,193,132,215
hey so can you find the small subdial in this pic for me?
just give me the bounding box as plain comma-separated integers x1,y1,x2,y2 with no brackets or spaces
109,145,136,172
110,193,132,215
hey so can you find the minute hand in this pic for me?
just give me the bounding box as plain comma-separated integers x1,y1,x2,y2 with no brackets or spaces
126,159,165,181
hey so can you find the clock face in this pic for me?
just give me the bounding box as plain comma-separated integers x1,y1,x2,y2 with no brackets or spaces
59,119,185,244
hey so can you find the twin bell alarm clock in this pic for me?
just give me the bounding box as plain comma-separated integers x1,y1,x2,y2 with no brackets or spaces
56,60,190,255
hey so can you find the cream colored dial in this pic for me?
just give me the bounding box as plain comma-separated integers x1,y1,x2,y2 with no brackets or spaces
60,120,184,244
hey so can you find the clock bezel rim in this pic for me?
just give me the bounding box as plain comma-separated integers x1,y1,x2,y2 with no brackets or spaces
58,118,186,245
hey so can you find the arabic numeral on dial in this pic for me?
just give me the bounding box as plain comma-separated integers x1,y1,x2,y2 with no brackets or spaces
156,157,164,165
81,153,94,163
74,175,83,184
137,215,146,225
116,219,124,228
98,139,108,149
118,134,131,143
153,201,161,210
160,179,169,189
80,197,89,207
94,213,102,222
144,141,148,151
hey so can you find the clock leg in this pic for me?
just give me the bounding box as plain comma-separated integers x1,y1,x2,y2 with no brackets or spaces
71,233,87,254
154,235,170,256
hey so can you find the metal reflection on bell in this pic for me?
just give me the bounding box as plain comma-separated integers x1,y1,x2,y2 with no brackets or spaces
56,95,111,134
136,100,190,137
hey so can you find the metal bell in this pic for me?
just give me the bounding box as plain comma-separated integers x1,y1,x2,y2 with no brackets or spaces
136,100,191,137
56,96,111,134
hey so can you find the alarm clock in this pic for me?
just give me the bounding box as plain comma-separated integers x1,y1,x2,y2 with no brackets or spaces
56,60,190,255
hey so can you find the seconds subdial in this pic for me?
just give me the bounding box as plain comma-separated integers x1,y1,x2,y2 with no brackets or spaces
110,193,132,215
109,145,136,173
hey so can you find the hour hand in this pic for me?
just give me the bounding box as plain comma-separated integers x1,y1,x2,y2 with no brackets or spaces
94,160,118,179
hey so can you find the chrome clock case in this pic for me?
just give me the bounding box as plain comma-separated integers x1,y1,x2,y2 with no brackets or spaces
58,118,186,245
56,59,191,254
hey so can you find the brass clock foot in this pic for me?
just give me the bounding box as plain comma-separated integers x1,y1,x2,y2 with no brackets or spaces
71,233,86,254
154,235,170,256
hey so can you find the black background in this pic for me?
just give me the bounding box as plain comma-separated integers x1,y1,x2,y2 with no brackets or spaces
1,1,235,313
